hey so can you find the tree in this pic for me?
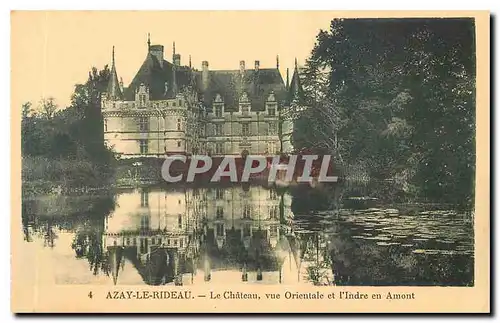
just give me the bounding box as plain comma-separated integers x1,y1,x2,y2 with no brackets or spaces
295,18,476,207
21,65,117,188
39,97,58,120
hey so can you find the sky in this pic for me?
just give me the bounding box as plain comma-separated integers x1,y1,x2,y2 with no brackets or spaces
11,11,335,111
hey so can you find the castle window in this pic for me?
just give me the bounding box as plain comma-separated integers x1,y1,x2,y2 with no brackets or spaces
216,223,224,236
215,188,224,200
179,239,183,248
267,141,277,154
173,101,177,107
242,123,250,136
140,139,149,154
140,215,149,230
141,191,149,207
243,205,251,219
177,119,182,131
268,122,277,135
241,105,249,115
177,141,181,148
104,119,108,132
216,206,224,218
270,205,279,219
268,107,276,116
243,224,251,237
215,143,224,154
138,117,149,131
214,105,223,118
139,94,147,107
178,215,182,228
270,189,278,200
215,124,223,136
139,238,147,254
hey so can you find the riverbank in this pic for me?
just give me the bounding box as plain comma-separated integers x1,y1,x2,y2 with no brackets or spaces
21,156,474,213
22,155,116,196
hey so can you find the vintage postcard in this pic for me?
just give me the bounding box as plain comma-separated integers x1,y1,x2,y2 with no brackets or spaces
11,10,490,313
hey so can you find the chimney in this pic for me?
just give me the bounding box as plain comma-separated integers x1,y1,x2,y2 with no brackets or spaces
149,44,164,68
254,60,260,71
173,54,181,66
202,61,209,91
239,60,245,74
172,41,181,66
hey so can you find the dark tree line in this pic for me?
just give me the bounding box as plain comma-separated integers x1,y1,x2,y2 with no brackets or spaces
293,18,475,208
22,66,116,188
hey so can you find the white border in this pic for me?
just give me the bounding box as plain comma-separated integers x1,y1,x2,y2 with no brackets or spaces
2,1,498,322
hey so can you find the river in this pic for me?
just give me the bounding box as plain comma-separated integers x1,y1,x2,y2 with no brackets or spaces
20,183,473,286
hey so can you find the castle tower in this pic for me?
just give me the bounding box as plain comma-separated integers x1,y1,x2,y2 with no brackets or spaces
106,46,123,100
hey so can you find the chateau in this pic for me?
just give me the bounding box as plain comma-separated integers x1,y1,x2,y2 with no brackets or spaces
101,36,308,158
102,185,333,285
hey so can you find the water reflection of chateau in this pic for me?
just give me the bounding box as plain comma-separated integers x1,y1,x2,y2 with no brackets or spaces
103,186,332,285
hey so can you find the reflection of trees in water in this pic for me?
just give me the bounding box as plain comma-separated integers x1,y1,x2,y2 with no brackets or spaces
289,183,340,215
71,230,110,276
21,192,115,275
328,225,474,286
286,183,472,286
20,184,473,286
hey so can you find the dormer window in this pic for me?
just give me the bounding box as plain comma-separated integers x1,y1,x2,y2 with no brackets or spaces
139,94,147,108
214,106,222,118
240,92,249,103
241,105,249,115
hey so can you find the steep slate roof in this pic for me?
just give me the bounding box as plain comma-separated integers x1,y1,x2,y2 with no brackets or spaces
122,51,194,101
196,68,288,112
124,247,176,286
200,227,281,271
108,246,124,285
107,47,123,100
288,62,307,105
112,43,305,111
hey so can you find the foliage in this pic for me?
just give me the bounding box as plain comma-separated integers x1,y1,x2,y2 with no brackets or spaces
21,66,117,189
294,18,475,208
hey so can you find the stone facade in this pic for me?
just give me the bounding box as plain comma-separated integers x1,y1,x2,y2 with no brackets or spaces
103,185,296,285
101,39,308,158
